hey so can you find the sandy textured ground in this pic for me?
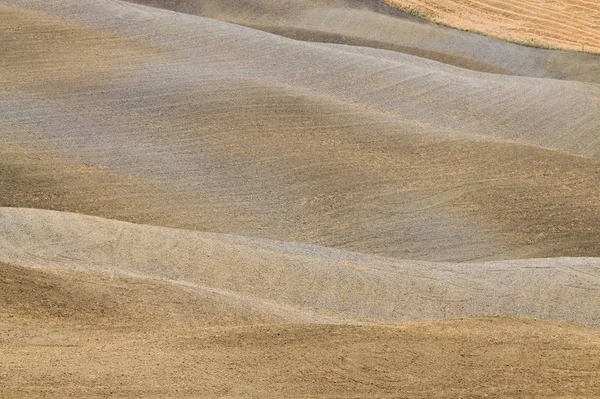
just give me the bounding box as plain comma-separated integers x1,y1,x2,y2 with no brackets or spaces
1,0,599,397
385,0,600,53
2,208,600,327
3,305,600,397
1,257,599,397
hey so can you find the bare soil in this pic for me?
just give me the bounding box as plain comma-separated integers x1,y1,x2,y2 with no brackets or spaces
1,1,599,397
2,263,600,398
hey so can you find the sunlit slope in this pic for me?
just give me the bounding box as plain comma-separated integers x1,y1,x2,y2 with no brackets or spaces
127,0,600,82
2,208,600,326
2,302,600,398
385,0,600,53
0,262,273,328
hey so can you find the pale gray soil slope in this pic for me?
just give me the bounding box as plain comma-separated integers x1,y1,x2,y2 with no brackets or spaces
127,0,600,83
1,208,600,327
1,1,600,261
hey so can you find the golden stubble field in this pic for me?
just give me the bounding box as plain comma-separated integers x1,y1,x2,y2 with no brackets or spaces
385,0,600,52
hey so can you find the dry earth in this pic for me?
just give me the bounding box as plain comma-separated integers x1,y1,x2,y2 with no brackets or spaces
129,0,600,81
1,0,600,397
2,301,600,398
1,255,599,397
385,0,600,53
2,1,600,261
2,208,600,326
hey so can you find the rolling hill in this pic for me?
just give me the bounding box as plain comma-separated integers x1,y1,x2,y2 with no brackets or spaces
1,0,599,397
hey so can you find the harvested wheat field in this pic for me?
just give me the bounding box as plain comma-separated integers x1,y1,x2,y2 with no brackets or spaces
384,0,600,53
1,0,599,397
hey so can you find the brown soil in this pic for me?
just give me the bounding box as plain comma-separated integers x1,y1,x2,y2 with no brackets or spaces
0,5,161,93
2,263,600,398
1,1,600,397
